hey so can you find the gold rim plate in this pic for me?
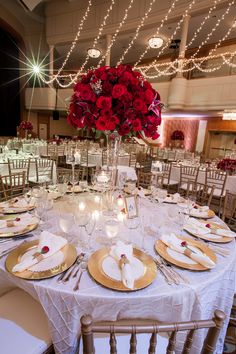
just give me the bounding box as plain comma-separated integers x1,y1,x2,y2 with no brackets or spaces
88,247,157,292
5,240,77,280
155,236,216,271
190,209,215,219
0,205,35,214
185,221,233,243
0,222,38,238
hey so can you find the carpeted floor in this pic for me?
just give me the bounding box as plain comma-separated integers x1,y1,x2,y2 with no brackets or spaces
223,296,236,354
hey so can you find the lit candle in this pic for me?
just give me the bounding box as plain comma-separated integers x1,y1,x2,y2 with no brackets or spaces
74,151,81,164
117,195,124,207
92,210,100,221
94,195,100,204
78,202,86,211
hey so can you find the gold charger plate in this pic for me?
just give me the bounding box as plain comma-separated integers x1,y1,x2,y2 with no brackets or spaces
0,204,35,214
88,247,157,291
0,222,38,238
155,236,216,271
189,209,215,219
184,221,233,244
5,240,77,280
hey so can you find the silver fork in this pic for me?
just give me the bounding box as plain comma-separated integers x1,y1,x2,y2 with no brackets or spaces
73,262,87,291
158,256,190,284
57,253,85,283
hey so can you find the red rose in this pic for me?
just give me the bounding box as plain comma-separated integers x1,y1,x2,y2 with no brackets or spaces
76,84,94,101
144,89,155,104
101,108,112,118
102,81,113,94
15,217,21,222
205,224,211,228
106,116,119,130
96,96,112,109
41,246,49,254
118,123,130,136
112,84,127,99
95,117,107,131
132,119,142,131
133,98,147,113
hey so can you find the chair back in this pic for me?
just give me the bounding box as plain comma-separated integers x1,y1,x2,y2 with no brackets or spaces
137,171,153,189
35,159,54,184
8,158,30,181
221,191,236,230
129,153,136,168
167,150,176,161
205,169,227,197
80,310,225,354
0,172,26,201
184,151,193,160
186,181,215,207
180,166,199,186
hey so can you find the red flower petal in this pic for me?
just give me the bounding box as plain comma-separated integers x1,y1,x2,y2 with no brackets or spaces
181,241,187,247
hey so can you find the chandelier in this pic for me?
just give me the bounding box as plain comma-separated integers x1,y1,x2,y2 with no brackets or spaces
148,37,164,49
87,48,101,58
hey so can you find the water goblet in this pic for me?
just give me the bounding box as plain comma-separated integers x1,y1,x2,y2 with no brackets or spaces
104,218,119,245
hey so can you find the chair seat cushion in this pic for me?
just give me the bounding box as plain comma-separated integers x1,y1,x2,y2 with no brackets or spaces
163,178,178,186
211,188,226,197
0,288,52,354
28,176,51,184
79,332,171,354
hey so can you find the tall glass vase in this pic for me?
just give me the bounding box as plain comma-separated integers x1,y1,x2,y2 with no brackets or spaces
105,130,121,192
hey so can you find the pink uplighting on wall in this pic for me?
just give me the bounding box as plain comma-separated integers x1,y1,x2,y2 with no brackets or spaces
162,118,199,151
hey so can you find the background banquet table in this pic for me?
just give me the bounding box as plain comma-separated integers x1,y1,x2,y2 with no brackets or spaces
0,194,235,354
88,150,130,166
170,165,236,194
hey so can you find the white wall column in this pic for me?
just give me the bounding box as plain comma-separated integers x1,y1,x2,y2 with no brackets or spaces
177,15,191,77
105,34,112,66
49,44,54,78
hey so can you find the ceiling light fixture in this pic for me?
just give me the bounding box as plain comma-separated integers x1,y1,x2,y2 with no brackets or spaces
222,110,236,120
148,37,164,48
87,48,101,58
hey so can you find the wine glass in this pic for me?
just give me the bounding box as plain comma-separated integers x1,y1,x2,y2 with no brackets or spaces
104,218,119,245
58,213,74,241
74,208,91,249
23,187,32,207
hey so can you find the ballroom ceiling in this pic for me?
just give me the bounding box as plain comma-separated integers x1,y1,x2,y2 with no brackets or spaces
1,0,236,70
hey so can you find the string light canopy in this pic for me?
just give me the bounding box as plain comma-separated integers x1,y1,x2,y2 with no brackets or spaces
87,48,101,58
148,37,164,48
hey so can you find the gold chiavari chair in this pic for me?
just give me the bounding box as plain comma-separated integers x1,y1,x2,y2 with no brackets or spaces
0,171,26,201
185,181,215,207
161,162,179,192
80,310,225,354
8,158,30,182
137,171,154,189
0,288,54,354
129,153,137,168
179,166,199,195
42,144,57,161
221,191,236,231
167,150,176,162
205,169,227,215
28,159,54,186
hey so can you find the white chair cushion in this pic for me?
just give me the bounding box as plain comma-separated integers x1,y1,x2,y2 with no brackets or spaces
0,288,52,354
211,188,226,197
163,178,178,186
79,332,171,354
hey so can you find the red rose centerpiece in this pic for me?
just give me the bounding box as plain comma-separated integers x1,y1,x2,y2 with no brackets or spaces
171,130,184,148
67,64,162,190
19,120,33,139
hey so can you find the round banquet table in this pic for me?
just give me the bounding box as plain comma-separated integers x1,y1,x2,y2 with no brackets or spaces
0,194,235,354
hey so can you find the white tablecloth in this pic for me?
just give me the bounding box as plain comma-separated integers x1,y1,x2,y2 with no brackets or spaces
0,194,234,354
170,165,236,194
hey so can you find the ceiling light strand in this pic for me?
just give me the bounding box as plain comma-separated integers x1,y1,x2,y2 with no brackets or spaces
116,0,157,66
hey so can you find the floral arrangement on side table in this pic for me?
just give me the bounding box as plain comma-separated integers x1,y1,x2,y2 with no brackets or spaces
67,64,162,139
171,130,184,141
217,158,236,174
19,121,33,131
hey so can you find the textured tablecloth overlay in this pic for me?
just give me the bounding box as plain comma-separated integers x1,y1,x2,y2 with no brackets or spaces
0,194,235,354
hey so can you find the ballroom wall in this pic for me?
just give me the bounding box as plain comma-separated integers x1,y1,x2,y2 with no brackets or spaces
162,118,200,151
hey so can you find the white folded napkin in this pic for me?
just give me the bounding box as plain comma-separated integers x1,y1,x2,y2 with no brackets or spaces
213,229,236,238
184,218,211,236
161,233,215,269
12,231,68,273
0,213,38,230
110,241,135,289
190,206,209,217
0,199,28,209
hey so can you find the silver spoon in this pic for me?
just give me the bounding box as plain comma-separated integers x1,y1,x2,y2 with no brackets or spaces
73,262,87,291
